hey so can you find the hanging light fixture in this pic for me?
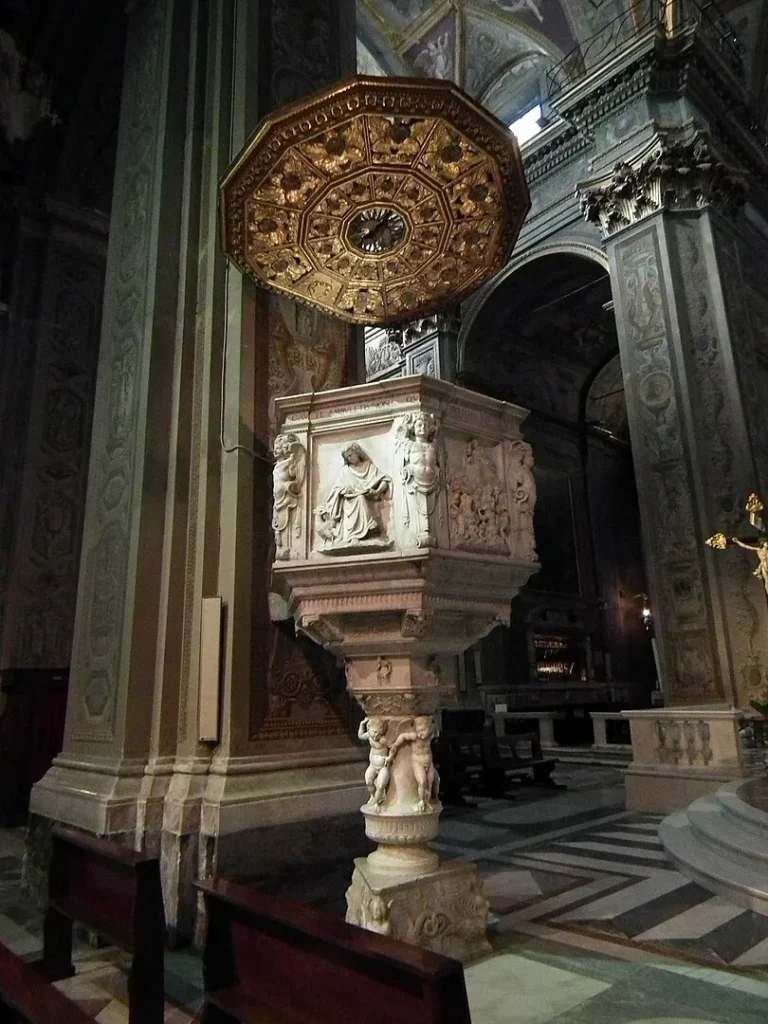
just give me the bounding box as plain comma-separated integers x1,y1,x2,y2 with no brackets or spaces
219,75,530,326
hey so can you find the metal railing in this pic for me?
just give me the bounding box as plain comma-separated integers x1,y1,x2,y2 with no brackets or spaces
546,0,746,101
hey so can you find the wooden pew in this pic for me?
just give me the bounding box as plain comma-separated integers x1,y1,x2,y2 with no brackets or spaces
434,733,484,807
481,731,558,796
0,940,94,1023
36,825,165,1024
196,877,471,1024
435,727,558,803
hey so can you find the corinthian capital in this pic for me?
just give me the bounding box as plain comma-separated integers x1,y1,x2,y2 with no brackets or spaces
577,127,747,238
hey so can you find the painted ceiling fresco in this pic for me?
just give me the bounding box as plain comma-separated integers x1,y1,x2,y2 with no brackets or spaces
356,0,627,121
357,0,767,124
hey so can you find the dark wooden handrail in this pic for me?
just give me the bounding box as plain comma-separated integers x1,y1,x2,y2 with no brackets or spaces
197,877,471,1024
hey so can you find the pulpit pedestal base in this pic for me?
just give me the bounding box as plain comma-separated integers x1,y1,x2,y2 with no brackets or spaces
345,856,491,962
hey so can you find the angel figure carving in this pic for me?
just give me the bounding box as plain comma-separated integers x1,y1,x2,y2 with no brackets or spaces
358,716,392,811
393,413,440,548
271,433,305,560
509,440,537,560
386,716,440,813
314,443,391,553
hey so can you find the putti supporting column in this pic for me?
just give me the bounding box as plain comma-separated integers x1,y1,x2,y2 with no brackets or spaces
270,375,539,960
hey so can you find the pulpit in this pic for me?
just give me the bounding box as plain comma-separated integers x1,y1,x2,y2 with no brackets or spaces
270,374,538,958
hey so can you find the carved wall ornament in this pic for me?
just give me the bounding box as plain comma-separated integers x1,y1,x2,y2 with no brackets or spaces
578,129,747,238
447,439,511,555
365,335,403,378
508,440,537,561
353,690,438,717
393,412,440,548
427,655,441,686
401,612,427,638
376,656,392,684
365,895,393,936
314,443,392,553
271,432,306,559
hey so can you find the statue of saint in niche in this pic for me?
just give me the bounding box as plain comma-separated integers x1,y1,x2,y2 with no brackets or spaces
271,432,305,560
315,443,392,553
393,412,440,548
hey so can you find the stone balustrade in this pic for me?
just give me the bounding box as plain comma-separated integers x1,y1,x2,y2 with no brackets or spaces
622,706,762,813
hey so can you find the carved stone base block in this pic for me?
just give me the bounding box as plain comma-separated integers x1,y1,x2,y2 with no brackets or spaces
346,857,492,962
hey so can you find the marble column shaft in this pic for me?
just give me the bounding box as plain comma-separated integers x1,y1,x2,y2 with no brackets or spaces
604,208,768,705
29,0,361,942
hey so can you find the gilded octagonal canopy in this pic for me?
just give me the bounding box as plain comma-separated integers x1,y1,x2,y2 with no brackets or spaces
219,76,530,326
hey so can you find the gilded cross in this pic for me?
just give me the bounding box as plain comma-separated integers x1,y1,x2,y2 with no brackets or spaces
706,493,768,601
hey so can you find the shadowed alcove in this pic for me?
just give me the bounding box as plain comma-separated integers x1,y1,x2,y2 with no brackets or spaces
457,250,656,739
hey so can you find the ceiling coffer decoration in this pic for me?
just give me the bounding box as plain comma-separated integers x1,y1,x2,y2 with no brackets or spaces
220,75,530,326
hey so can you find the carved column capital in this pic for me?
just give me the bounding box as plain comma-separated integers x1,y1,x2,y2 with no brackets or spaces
578,127,747,238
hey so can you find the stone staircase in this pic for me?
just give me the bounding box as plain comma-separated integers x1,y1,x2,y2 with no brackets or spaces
660,779,768,916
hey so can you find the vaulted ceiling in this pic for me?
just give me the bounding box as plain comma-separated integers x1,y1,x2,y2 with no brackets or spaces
357,0,768,125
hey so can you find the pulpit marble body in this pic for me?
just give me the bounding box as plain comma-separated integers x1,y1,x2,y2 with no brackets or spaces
270,375,538,959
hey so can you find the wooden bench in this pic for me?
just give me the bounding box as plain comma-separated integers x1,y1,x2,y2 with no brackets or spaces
434,733,485,807
36,825,166,1024
435,728,558,803
0,940,93,1023
481,731,558,795
196,877,471,1024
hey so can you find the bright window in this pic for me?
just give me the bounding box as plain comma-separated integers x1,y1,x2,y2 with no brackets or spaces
509,104,543,145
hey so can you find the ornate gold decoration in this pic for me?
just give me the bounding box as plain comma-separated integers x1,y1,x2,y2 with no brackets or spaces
706,493,768,600
220,76,529,325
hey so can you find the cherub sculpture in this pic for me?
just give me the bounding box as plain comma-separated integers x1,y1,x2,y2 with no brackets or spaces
358,716,393,811
386,715,439,813
393,412,440,548
271,433,305,560
366,895,393,936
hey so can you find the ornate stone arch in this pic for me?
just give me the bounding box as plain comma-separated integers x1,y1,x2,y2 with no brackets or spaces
457,239,609,373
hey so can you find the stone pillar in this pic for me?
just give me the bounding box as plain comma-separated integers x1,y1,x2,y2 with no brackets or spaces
0,200,107,674
27,0,202,911
197,0,362,895
579,125,768,708
27,0,359,940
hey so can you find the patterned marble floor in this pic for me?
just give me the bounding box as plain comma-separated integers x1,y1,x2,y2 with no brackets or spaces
1,766,768,1022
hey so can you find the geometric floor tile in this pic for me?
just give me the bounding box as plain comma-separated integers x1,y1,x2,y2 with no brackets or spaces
464,952,611,1024
3,766,768,1023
